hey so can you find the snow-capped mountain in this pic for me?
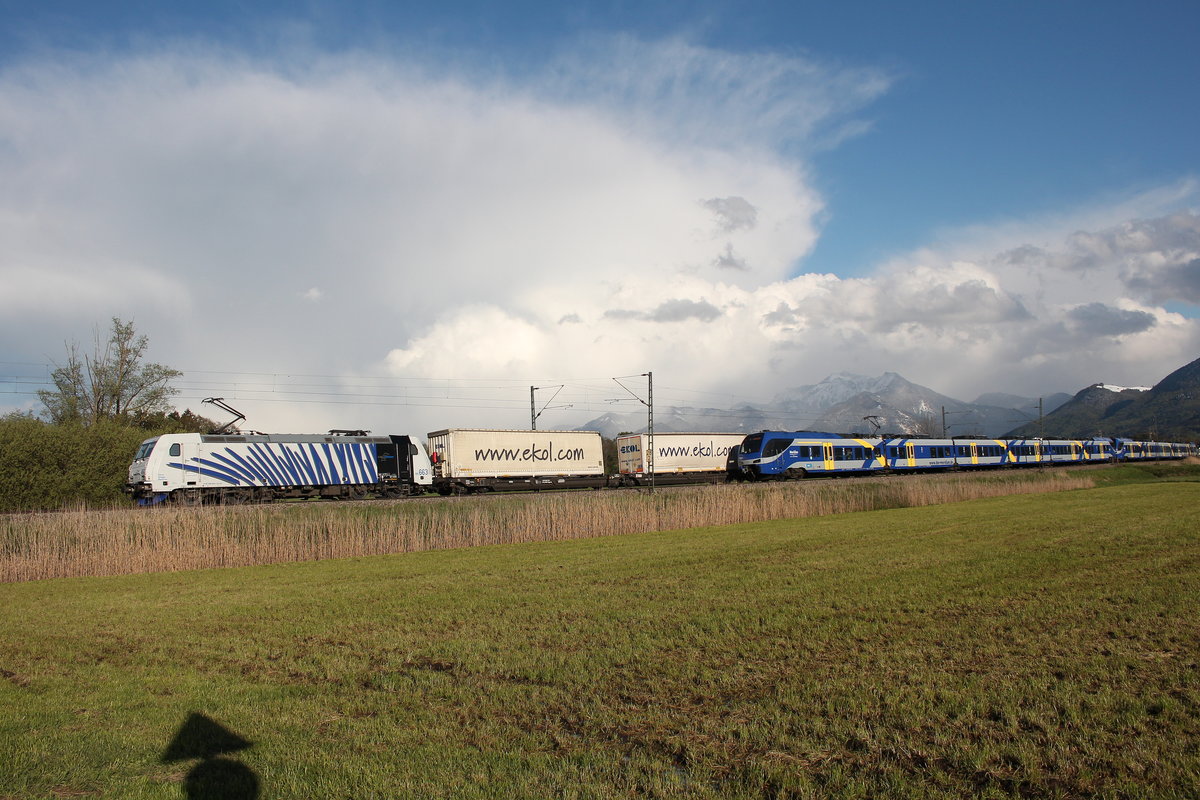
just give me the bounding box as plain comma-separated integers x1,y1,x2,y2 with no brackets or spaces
579,372,1069,438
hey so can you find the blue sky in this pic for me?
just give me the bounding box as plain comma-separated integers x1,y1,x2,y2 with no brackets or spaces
2,1,1198,431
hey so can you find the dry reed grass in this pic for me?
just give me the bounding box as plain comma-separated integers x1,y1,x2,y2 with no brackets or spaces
1,471,1094,582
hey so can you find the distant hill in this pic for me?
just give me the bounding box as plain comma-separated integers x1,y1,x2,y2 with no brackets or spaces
579,372,1075,439
807,374,1061,437
1005,357,1200,440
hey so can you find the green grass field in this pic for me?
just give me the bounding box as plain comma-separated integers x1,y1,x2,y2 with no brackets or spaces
2,477,1198,798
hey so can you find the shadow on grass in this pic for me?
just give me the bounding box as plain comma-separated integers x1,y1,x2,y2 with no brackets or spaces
162,712,258,799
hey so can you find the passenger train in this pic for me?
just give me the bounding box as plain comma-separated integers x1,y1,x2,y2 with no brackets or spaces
731,431,1195,481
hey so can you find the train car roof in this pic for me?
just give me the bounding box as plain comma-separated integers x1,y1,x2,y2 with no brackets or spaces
198,434,391,444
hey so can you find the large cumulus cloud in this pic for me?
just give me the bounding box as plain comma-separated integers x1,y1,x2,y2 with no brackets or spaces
1,38,1197,434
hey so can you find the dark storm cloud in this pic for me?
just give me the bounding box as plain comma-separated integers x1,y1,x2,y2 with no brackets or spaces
1125,257,1200,305
1066,303,1157,337
713,243,749,271
761,302,799,326
604,298,722,323
703,196,758,233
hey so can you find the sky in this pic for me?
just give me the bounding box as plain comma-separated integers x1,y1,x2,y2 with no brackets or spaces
1,0,1198,435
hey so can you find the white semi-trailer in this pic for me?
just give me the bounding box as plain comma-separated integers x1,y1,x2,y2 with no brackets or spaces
616,432,745,485
426,429,607,493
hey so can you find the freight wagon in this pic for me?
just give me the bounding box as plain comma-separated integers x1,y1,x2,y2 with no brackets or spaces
616,432,746,486
126,431,432,505
426,429,607,493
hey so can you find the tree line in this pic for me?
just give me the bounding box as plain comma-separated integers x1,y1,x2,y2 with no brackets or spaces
2,318,215,512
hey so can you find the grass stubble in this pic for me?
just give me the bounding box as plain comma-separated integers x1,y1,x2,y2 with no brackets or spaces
0,464,1198,798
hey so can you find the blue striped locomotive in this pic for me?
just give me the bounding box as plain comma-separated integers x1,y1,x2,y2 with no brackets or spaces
126,431,433,505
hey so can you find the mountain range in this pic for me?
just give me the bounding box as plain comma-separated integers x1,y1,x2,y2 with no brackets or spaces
1006,357,1200,441
579,372,1071,439
580,358,1200,441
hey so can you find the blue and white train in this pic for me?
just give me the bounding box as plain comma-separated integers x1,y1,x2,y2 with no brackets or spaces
126,431,433,505
126,425,1195,506
732,431,1195,480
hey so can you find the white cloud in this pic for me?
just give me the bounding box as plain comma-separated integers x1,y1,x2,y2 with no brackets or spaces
1,38,1197,433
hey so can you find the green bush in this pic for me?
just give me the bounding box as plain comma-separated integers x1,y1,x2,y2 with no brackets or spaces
0,413,211,512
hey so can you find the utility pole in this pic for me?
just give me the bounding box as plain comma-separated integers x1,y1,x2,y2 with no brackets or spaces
530,385,565,430
942,406,976,438
648,371,654,492
613,372,654,492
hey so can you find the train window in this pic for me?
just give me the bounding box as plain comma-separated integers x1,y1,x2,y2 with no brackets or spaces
743,434,764,454
763,439,791,458
169,443,181,457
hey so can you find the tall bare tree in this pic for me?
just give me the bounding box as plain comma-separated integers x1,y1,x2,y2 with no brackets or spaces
39,318,182,425
911,411,940,438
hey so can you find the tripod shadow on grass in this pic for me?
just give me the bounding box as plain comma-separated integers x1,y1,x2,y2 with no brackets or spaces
161,712,259,799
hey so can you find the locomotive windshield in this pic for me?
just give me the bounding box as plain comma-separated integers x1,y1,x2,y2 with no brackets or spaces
133,439,158,461
741,433,764,455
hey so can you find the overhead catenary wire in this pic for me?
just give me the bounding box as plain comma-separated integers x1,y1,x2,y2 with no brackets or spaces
2,362,831,427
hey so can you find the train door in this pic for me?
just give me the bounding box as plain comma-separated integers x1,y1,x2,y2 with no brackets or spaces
379,435,419,490
969,442,979,466
905,442,916,468
823,442,835,472
172,440,201,490
375,438,402,484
